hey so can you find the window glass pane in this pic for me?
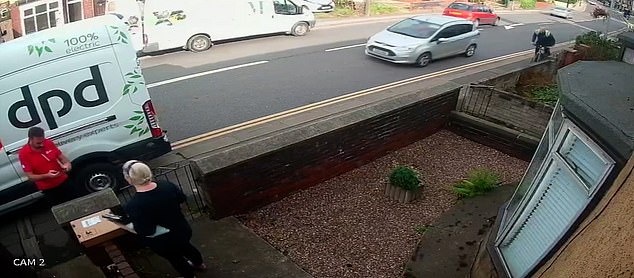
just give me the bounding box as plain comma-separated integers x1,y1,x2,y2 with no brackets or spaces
68,2,83,22
24,8,33,17
49,11,57,27
550,103,563,136
24,17,36,34
49,2,59,9
387,18,440,39
502,126,550,229
35,4,47,14
448,3,472,10
558,132,607,189
36,13,49,31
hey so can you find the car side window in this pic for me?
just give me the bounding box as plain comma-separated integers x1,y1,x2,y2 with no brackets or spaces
458,24,474,34
436,25,461,39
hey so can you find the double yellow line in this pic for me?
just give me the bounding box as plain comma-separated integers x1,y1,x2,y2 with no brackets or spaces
170,50,535,150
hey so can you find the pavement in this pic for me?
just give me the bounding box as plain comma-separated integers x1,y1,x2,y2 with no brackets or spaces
405,185,516,277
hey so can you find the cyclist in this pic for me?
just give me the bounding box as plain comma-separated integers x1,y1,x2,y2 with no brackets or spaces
531,27,556,58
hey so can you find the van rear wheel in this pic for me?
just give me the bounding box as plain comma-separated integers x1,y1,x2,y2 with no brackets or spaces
74,163,124,195
291,22,309,36
187,35,212,52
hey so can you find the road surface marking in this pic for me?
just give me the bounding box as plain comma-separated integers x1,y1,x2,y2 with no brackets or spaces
171,51,531,149
504,23,525,30
146,61,269,88
325,43,366,52
170,30,626,150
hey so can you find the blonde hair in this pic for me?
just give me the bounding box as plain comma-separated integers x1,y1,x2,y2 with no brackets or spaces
122,160,153,186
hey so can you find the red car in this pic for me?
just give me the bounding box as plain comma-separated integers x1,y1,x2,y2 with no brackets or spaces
442,2,500,27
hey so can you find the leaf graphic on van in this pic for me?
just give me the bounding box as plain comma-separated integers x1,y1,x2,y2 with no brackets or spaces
123,111,148,135
27,39,55,57
122,71,145,96
110,25,129,44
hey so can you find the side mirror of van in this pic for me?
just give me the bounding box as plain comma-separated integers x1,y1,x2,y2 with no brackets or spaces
1,30,6,36
298,5,304,14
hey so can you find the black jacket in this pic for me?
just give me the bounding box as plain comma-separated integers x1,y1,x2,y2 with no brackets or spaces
532,30,555,47
125,181,192,244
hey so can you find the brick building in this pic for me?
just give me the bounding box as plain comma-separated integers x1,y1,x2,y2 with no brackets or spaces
3,0,106,40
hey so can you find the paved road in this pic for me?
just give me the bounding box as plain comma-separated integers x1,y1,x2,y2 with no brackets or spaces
0,10,628,269
141,12,628,142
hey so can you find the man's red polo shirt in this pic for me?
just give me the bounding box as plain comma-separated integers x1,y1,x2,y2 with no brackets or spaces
18,139,68,190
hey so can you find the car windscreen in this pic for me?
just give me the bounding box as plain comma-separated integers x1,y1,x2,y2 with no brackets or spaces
448,3,472,11
387,19,441,39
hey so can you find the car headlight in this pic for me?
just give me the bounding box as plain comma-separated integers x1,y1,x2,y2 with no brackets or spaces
395,46,416,52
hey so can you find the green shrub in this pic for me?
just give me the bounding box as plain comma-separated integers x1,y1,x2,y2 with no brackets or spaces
453,169,500,198
555,0,577,4
520,0,536,9
389,166,422,191
370,3,402,15
530,85,559,106
330,6,356,16
575,31,622,61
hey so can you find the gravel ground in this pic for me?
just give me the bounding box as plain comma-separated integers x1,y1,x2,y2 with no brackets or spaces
239,130,529,278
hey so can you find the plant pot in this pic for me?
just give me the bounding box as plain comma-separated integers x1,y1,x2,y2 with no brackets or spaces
385,183,419,203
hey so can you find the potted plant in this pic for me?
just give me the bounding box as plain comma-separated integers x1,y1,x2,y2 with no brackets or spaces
386,166,422,203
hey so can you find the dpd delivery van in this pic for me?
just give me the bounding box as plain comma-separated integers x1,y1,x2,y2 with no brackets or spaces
0,15,171,214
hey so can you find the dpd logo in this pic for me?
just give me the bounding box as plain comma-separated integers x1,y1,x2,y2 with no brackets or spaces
8,65,109,130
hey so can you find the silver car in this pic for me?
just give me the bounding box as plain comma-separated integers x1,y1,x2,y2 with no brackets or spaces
550,7,573,19
365,15,480,67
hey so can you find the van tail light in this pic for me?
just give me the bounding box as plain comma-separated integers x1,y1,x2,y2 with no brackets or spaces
143,100,163,138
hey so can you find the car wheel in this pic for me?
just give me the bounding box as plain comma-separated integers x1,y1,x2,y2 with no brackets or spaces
74,163,124,195
465,44,476,57
493,17,500,26
187,34,212,52
415,53,432,67
291,22,309,36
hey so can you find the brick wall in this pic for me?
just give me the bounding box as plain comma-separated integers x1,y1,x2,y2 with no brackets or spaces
458,86,553,138
448,111,538,161
200,90,459,219
482,61,557,91
83,0,94,18
10,3,20,38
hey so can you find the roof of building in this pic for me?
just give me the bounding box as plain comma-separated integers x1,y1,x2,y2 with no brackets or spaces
558,61,634,162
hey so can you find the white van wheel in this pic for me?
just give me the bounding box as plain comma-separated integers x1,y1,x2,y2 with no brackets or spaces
75,163,123,194
187,35,212,52
291,22,309,36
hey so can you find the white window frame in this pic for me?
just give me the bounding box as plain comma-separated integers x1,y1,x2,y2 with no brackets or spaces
496,103,565,239
495,118,615,277
66,0,84,23
20,0,64,35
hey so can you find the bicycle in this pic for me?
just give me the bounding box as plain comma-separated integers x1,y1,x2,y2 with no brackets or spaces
532,45,549,62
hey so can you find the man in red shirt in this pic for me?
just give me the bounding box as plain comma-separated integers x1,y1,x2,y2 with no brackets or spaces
19,127,76,205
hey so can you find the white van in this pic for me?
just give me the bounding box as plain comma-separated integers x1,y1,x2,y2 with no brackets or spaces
0,15,171,214
106,0,316,53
